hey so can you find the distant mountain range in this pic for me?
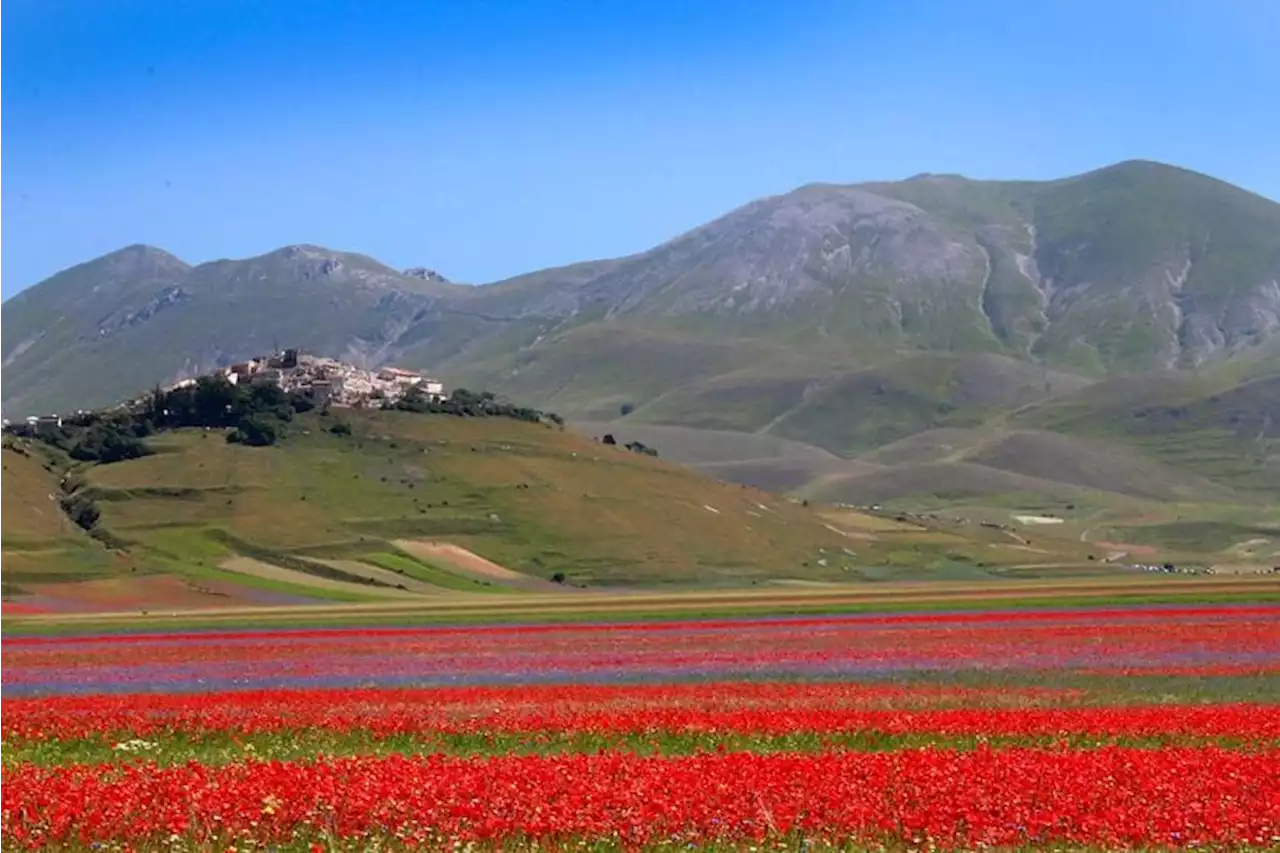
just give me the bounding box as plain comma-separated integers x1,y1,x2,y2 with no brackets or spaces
4,159,1278,505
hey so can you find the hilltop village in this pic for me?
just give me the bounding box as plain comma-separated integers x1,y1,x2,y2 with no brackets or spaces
165,349,446,410
8,350,446,430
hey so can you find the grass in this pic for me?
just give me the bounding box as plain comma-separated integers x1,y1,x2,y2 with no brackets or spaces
1097,519,1279,554
0,442,83,544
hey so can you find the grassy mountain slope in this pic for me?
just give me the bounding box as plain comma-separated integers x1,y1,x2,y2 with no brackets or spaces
432,161,1275,500
763,354,1091,456
1012,372,1280,499
839,425,1242,503
570,421,878,493
806,461,1095,507
963,430,1243,503
1025,162,1280,371
865,161,1280,372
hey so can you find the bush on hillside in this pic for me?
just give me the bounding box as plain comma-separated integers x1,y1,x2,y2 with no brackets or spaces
151,377,295,431
227,414,281,447
289,390,317,414
68,421,152,464
60,493,101,531
390,387,551,424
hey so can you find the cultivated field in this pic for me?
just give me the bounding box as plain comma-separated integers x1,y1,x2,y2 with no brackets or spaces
4,594,1279,850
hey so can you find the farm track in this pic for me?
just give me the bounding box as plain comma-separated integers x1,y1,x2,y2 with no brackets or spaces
7,575,1278,630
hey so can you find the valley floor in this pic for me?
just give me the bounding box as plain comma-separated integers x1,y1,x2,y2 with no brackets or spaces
4,595,1279,851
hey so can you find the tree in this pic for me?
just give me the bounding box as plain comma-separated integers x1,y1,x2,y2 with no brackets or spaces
227,414,281,446
601,433,617,446
619,403,635,417
289,390,317,413
192,375,241,426
69,422,151,463
242,382,291,420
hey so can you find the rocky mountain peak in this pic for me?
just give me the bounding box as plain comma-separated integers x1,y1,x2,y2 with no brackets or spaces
80,244,191,280
403,267,451,284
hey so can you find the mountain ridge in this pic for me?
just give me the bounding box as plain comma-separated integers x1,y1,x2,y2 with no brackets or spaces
3,159,1277,509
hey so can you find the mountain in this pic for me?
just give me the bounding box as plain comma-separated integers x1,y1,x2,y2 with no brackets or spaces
454,160,1278,388
3,160,1278,511
1,244,464,417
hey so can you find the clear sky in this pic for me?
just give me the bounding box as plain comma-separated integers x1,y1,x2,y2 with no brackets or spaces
3,0,1278,297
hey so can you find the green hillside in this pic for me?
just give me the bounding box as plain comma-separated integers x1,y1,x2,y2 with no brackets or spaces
13,396,1190,616
1012,371,1280,500
80,410,868,585
0,442,129,589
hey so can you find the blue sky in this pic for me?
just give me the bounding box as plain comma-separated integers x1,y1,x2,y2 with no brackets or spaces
3,0,1278,297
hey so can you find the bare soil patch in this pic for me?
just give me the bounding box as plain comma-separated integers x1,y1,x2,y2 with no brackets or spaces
1013,515,1065,525
819,510,920,533
392,540,568,591
314,559,446,594
823,523,878,541
219,557,419,599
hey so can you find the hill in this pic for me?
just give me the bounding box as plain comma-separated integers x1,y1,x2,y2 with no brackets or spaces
1011,370,1280,500
0,410,937,606
569,421,878,494
9,399,1163,615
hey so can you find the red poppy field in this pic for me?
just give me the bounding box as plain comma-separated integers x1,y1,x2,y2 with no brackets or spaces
4,603,1280,851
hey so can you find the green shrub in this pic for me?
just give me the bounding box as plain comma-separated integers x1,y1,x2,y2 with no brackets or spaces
61,494,101,530
227,414,281,447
